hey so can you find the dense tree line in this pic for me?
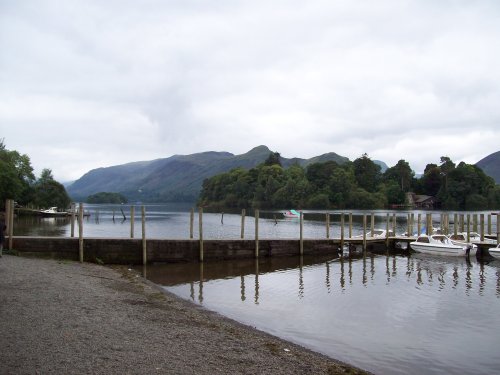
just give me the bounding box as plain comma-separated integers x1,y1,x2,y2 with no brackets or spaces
199,152,500,210
0,140,71,210
87,192,128,204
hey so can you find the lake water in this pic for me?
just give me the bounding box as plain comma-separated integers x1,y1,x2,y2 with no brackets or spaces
12,204,500,373
139,254,500,375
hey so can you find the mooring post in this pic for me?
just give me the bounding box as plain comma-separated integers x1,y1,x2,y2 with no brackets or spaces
362,214,367,252
410,213,415,236
300,211,304,256
190,208,194,239
426,213,430,235
340,213,345,249
385,213,390,247
466,214,471,242
473,214,478,233
255,209,259,258
326,212,330,239
407,213,411,237
480,214,485,241
199,207,204,262
141,206,146,265
70,202,75,237
8,199,14,250
460,214,464,232
370,213,375,235
130,206,135,239
497,212,500,245
392,213,396,236
241,209,246,239
78,202,84,262
454,213,458,236
417,213,422,236
488,214,492,235
349,213,353,238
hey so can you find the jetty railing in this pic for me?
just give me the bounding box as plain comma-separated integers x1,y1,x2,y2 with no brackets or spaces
4,199,500,264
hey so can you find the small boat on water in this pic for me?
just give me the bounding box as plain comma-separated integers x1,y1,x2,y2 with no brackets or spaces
283,210,300,218
40,207,69,217
410,234,476,257
488,244,500,260
449,232,497,245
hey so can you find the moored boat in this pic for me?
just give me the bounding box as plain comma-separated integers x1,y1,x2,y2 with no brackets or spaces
488,244,500,260
40,207,69,217
410,234,476,257
283,210,300,218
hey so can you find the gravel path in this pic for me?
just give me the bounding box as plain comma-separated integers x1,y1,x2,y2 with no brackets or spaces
0,255,369,374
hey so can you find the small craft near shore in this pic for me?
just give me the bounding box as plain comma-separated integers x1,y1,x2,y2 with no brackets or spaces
40,207,70,217
410,234,476,257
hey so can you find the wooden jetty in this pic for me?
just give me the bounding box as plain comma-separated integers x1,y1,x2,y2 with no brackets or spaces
3,199,499,264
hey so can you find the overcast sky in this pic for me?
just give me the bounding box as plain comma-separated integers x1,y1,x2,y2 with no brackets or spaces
1,0,499,182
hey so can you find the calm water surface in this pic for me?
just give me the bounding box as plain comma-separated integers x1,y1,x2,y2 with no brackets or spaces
138,254,500,375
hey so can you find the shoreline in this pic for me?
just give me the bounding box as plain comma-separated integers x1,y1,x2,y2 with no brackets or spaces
0,254,370,374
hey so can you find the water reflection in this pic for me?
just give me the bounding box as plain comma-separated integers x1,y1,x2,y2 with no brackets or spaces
140,254,500,303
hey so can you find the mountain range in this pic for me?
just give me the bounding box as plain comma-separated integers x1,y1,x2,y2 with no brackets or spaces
67,145,358,202
67,145,499,203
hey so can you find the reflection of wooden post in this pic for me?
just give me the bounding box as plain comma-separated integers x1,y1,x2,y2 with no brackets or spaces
190,208,194,239
480,214,485,242
78,202,84,262
70,202,75,237
454,213,458,236
255,209,259,258
199,207,203,262
326,213,330,239
142,206,146,265
300,211,304,255
241,209,246,239
130,206,135,238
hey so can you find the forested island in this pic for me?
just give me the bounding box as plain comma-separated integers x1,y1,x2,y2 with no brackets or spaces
199,152,500,210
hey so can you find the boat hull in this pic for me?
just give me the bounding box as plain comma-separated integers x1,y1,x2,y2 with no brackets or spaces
410,242,470,256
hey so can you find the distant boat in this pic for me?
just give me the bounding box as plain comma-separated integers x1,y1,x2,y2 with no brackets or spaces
283,210,300,218
40,207,70,217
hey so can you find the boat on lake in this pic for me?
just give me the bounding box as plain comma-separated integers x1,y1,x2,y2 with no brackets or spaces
410,234,476,257
488,244,500,260
40,207,70,217
449,232,497,245
283,210,300,218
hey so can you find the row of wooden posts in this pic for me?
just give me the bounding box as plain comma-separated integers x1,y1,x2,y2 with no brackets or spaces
4,200,500,264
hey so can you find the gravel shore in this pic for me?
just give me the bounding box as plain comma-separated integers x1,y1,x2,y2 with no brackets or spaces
0,255,369,374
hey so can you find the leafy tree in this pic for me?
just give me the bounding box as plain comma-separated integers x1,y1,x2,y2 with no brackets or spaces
383,159,414,193
264,152,282,167
87,192,128,204
32,169,71,209
352,154,381,193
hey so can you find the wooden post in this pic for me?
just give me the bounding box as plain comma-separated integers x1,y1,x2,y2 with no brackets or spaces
141,206,146,265
78,202,84,262
130,206,135,239
385,213,390,247
190,208,194,239
326,213,330,239
480,214,485,242
348,213,353,238
255,209,259,258
370,213,375,235
407,213,411,237
473,214,478,233
392,214,396,236
426,213,431,235
241,209,246,239
497,212,500,245
340,213,345,249
488,214,492,235
199,207,204,262
362,214,367,251
466,214,471,242
299,211,304,256
418,213,422,236
454,213,458,236
460,214,464,232
410,213,415,236
70,202,76,238
8,199,14,250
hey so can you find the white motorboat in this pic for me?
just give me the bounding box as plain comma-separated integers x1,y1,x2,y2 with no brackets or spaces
410,234,476,257
283,210,300,218
449,232,497,245
488,244,500,260
40,207,69,217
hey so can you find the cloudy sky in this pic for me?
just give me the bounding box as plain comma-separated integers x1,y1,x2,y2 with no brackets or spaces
1,0,499,182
